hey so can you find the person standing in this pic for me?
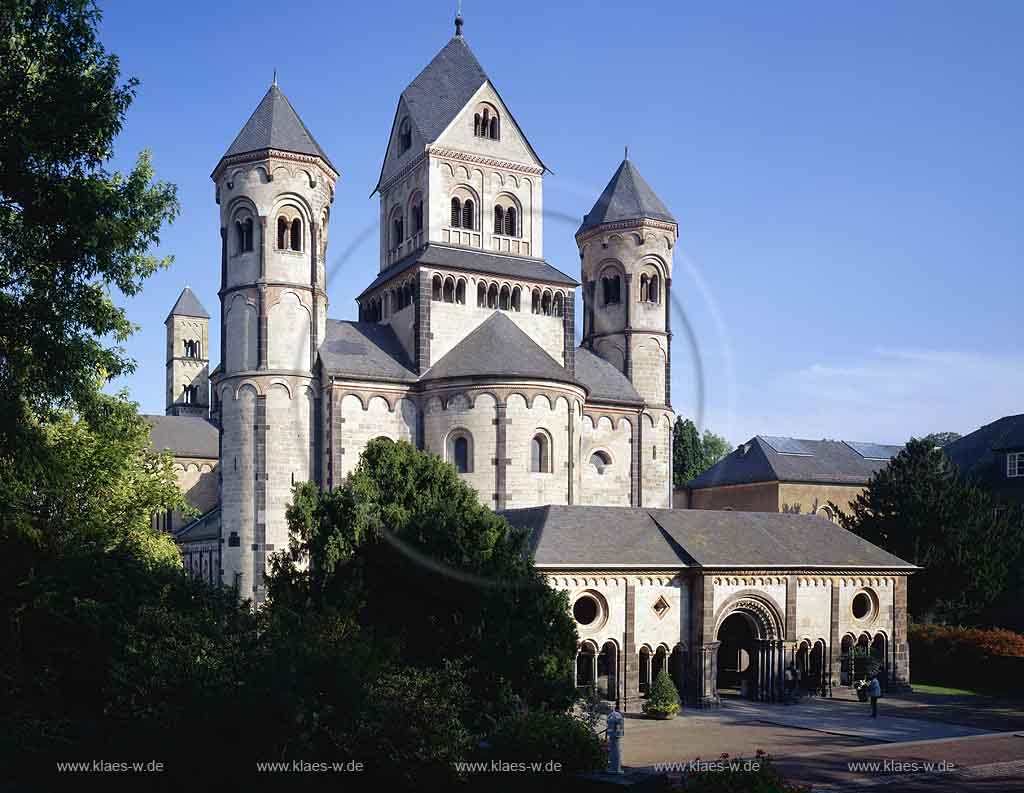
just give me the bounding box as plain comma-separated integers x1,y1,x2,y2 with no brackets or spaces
868,674,881,718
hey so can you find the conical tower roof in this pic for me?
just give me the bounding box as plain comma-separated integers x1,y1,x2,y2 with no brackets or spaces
578,158,675,236
218,82,335,172
166,287,209,323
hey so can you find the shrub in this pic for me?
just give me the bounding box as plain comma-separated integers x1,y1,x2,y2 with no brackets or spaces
910,623,1024,691
643,669,681,717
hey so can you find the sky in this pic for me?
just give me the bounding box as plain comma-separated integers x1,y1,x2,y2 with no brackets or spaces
100,0,1024,447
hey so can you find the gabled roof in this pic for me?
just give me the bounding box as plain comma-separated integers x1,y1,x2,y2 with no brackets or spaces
688,436,903,489
219,83,335,172
402,35,489,146
165,287,209,322
421,312,575,384
574,347,643,404
944,414,1024,488
145,415,218,459
358,243,577,298
175,506,221,544
319,320,418,382
577,158,676,236
505,505,915,569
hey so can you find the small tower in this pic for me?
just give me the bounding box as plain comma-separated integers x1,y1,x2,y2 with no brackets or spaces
165,287,210,417
576,156,677,407
211,79,337,603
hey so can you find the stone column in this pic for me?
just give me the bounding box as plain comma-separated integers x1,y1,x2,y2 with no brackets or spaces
493,401,509,510
892,576,912,690
692,575,720,707
829,578,841,694
414,269,431,373
623,581,639,712
623,273,633,381
562,289,575,376
253,394,268,604
664,277,672,407
257,284,268,370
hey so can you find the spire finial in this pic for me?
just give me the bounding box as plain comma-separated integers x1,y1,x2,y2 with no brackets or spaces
624,145,629,161
455,1,464,36
272,69,278,87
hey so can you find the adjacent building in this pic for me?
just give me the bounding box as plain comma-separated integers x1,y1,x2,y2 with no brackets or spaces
944,414,1024,508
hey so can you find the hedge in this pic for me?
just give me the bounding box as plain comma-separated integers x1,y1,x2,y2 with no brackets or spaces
910,623,1024,692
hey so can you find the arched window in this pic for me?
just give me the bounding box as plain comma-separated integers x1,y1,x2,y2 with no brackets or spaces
462,199,474,230
432,275,443,301
493,205,505,235
443,277,455,303
541,291,552,316
451,197,462,228
640,274,649,303
392,215,404,250
277,217,288,249
504,206,517,237
474,113,481,137
242,218,253,252
477,282,486,307
648,274,660,303
531,288,541,314
448,431,473,474
489,116,499,140
455,279,466,304
590,450,611,474
487,283,498,309
511,286,521,312
412,201,424,234
397,117,412,154
553,292,564,317
481,109,490,137
290,218,302,251
499,284,510,310
602,274,621,305
531,432,551,473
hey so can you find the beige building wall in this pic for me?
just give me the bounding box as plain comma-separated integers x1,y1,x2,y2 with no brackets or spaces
689,481,780,512
338,393,418,480
505,392,571,506
778,482,866,517
424,392,499,506
579,415,632,506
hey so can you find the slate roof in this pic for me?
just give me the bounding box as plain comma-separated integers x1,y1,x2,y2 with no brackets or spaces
574,347,643,404
319,320,418,382
944,414,1024,488
577,158,676,236
689,436,903,489
421,313,575,384
220,83,335,172
358,244,577,298
146,415,218,458
175,506,221,544
166,287,209,322
401,36,489,146
504,505,915,569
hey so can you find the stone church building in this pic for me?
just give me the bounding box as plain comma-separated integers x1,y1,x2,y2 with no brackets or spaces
152,17,914,709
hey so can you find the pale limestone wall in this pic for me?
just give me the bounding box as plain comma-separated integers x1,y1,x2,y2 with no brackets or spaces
634,577,690,650
632,335,667,406
438,83,541,169
423,392,498,507
579,415,632,506
224,294,258,374
170,457,218,530
836,576,895,643
641,410,673,508
265,382,316,553
712,576,788,628
505,393,570,506
338,393,417,480
220,383,257,592
778,482,867,517
378,149,429,269
795,578,833,643
378,94,427,202
690,482,780,512
593,335,626,374
561,578,628,652
429,293,565,367
267,291,312,372
166,316,209,413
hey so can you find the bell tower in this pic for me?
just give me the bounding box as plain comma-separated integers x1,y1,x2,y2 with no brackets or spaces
211,79,338,603
577,156,677,407
165,287,210,417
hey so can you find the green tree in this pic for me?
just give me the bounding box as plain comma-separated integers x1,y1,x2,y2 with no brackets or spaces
0,0,178,439
922,431,962,448
673,417,703,485
834,437,1024,623
701,429,730,469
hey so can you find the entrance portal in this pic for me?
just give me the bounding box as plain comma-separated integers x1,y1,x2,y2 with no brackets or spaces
714,595,786,702
717,612,754,695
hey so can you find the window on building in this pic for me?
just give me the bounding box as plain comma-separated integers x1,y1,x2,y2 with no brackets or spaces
277,217,288,249
1009,452,1024,478
602,274,621,305
443,277,455,303
504,206,517,237
553,292,564,317
489,116,499,139
451,197,462,228
461,199,474,230
531,432,551,473
477,282,487,307
397,117,412,154
493,205,504,235
290,219,302,251
411,201,423,234
590,450,611,474
448,432,472,474
455,279,466,305
236,217,253,253
432,275,443,301
511,286,521,312
499,285,510,310
391,214,404,250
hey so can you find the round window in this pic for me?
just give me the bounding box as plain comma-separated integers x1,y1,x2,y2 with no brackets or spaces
573,595,599,626
852,591,872,620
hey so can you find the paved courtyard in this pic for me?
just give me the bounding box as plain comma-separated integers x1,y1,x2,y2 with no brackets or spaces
617,692,1024,791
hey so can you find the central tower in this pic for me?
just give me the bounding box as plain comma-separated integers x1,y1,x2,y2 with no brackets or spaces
211,80,337,603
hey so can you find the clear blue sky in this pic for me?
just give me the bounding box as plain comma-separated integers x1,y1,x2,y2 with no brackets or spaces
101,0,1023,447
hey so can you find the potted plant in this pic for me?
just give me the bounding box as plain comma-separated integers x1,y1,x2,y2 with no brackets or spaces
642,669,680,719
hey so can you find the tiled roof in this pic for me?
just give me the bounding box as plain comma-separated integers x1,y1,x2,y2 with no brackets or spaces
358,244,577,297
145,415,218,459
175,506,221,544
166,287,209,322
421,312,575,384
319,320,418,382
574,347,642,404
504,505,915,569
220,83,335,171
688,436,903,489
944,414,1024,488
577,158,676,235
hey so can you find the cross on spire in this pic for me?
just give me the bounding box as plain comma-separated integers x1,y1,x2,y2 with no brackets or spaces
455,1,464,36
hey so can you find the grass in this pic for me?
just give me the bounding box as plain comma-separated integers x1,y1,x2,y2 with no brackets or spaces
912,682,984,697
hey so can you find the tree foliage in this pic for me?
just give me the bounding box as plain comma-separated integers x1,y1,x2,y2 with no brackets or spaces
0,0,179,438
921,431,962,448
673,417,730,486
835,438,1024,623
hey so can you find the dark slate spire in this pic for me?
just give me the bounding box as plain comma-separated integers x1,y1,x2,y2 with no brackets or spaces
577,158,676,236
219,82,335,171
166,287,209,322
400,36,488,145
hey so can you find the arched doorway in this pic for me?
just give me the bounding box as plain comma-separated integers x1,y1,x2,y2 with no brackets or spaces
575,640,598,691
840,634,855,685
669,644,687,701
872,633,888,690
810,639,827,696
639,646,652,694
652,645,668,680
715,596,785,701
597,641,618,702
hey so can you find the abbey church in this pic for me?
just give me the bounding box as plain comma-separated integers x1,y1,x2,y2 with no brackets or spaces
149,18,915,711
